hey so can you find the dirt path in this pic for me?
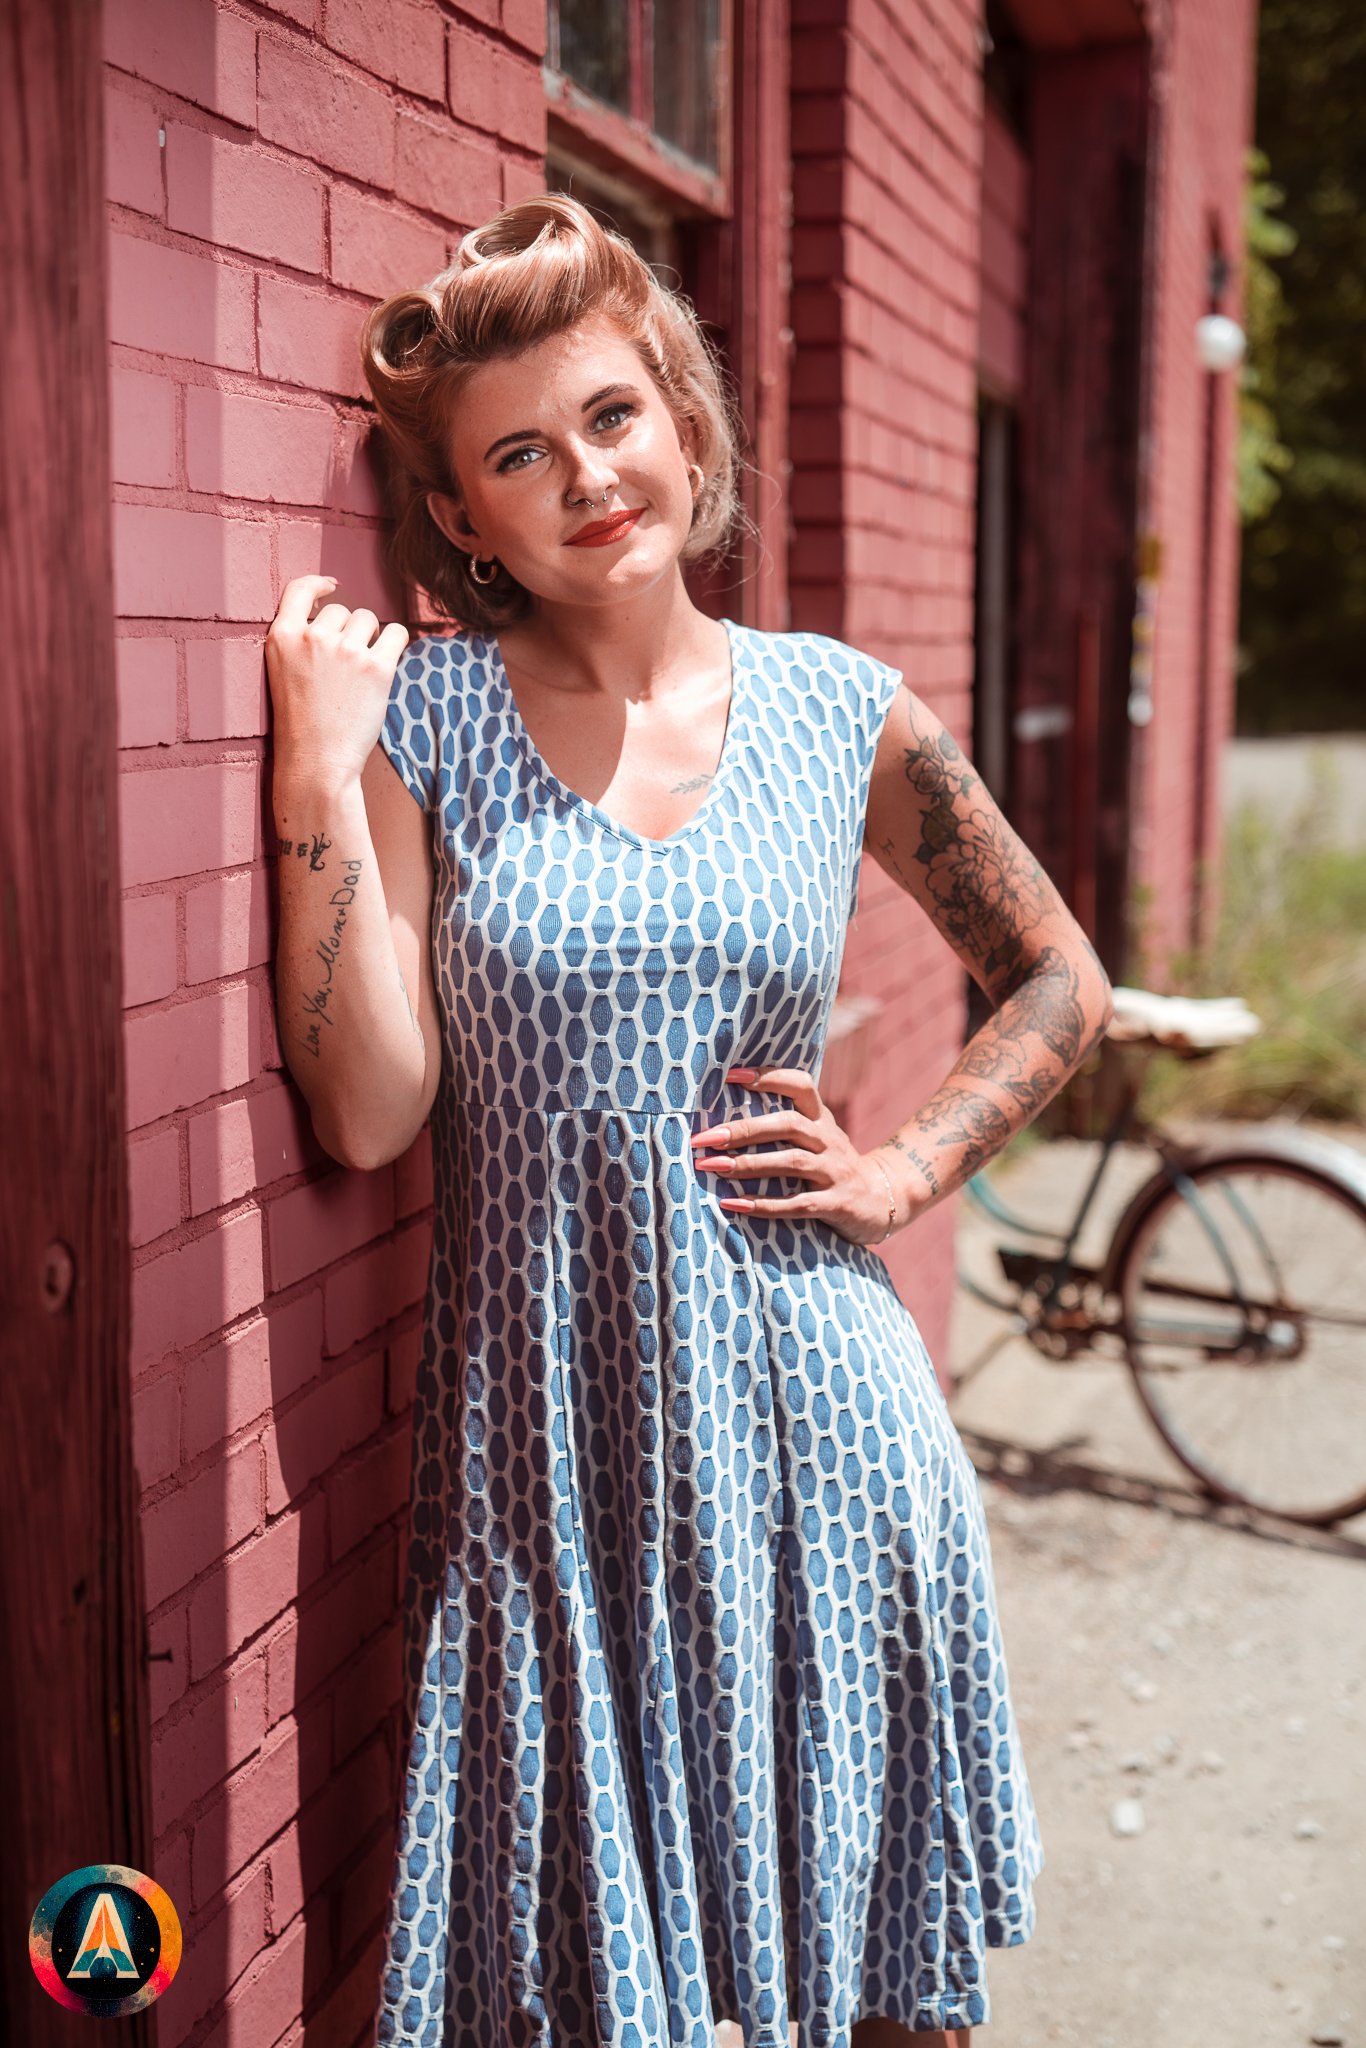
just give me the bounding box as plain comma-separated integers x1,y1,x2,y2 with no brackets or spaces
945,1132,1366,2048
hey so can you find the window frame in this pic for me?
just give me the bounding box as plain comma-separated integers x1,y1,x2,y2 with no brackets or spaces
544,0,732,218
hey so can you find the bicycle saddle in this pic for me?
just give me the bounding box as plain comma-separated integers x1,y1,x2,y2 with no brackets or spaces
1105,984,1264,1049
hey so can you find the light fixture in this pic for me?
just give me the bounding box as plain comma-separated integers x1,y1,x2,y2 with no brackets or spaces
1195,313,1247,372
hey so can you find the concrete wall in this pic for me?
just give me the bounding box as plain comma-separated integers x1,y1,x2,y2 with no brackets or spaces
106,2,542,2040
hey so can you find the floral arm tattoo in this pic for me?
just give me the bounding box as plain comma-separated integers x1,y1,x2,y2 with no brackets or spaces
871,708,1113,1207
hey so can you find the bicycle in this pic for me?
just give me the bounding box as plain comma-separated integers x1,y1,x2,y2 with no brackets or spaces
954,984,1366,1527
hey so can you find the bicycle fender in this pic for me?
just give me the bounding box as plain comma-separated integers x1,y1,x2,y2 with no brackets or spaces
1097,1121,1366,1299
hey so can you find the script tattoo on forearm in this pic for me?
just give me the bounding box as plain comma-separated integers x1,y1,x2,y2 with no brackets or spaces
277,831,332,871
883,1141,941,1199
300,857,364,1058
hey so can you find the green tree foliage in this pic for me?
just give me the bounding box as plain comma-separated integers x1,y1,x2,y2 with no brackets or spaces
1237,149,1295,524
1238,0,1366,734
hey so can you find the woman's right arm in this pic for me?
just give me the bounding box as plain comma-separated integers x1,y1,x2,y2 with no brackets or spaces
267,574,444,1172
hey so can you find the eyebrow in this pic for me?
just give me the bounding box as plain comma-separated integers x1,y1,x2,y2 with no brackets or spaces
482,383,642,462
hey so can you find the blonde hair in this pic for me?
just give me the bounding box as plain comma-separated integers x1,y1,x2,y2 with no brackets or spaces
359,192,747,631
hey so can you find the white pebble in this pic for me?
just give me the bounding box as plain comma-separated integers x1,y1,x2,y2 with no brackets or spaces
1295,1817,1326,1839
1323,1935,1347,1952
1149,1628,1175,1656
1120,1751,1151,1773
1286,1714,1307,1739
1281,1890,1297,1906
1195,1749,1226,1774
1154,1731,1179,1761
1309,2031,1345,2045
1110,1797,1146,1837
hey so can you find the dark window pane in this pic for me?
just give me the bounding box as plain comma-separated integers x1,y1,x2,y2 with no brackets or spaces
555,0,630,112
652,0,721,169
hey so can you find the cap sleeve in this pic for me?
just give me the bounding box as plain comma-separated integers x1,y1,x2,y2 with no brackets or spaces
378,637,441,813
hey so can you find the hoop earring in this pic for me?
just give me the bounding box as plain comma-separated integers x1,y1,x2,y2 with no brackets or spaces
469,555,499,586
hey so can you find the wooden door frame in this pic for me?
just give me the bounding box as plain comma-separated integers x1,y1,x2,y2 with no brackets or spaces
0,2,154,2037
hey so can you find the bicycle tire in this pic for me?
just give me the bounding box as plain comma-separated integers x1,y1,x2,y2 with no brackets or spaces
1115,1152,1366,1526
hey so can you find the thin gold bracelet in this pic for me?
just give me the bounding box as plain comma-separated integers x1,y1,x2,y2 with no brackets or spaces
869,1150,898,1244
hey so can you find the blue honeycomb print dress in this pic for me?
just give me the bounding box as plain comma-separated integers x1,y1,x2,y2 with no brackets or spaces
372,618,1044,2048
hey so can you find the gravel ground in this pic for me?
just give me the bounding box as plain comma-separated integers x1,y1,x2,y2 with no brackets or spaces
945,1131,1366,2048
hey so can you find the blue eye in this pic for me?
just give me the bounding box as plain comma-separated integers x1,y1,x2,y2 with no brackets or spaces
496,402,636,474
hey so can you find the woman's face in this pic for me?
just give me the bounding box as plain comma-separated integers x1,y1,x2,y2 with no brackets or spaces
429,313,699,611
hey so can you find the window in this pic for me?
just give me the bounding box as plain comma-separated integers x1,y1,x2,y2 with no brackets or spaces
545,0,728,207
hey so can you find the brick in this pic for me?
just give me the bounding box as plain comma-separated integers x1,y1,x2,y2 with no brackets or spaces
104,82,164,216
114,503,273,622
185,383,334,505
394,1126,432,1218
130,1205,264,1367
327,416,384,520
147,1606,189,1720
110,366,176,488
328,1429,409,1566
151,1656,266,1835
187,635,268,740
166,125,325,273
386,1322,422,1413
116,636,178,749
326,0,446,98
132,1368,181,1487
185,867,271,988
125,985,253,1129
129,1124,183,1246
394,108,500,225
501,153,547,208
188,1501,328,1680
323,1221,429,1356
502,0,547,57
257,37,396,188
264,1352,384,1517
107,230,255,370
181,1315,272,1463
143,1439,261,1608
157,1864,270,2047
191,1696,330,1898
226,1860,337,2040
189,1080,320,1213
119,761,258,888
329,185,448,299
335,1825,397,1956
259,1287,327,1408
267,1546,395,1713
447,30,498,135
276,519,403,619
332,1622,401,1790
267,1166,395,1292
251,977,285,1076
122,889,178,1008
257,275,368,400
103,0,255,128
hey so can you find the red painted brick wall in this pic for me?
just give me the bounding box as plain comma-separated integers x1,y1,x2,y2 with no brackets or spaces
791,0,988,1372
105,2,543,2040
1138,0,1258,975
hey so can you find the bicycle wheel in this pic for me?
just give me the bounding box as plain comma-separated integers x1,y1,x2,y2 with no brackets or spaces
1117,1154,1366,1524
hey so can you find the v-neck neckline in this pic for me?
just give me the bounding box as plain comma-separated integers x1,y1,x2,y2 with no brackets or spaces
483,616,746,853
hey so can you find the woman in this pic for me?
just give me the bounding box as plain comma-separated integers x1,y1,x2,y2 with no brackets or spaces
265,194,1113,2048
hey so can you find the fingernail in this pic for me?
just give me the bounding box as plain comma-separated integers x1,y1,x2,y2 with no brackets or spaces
691,1125,730,1147
727,1067,755,1082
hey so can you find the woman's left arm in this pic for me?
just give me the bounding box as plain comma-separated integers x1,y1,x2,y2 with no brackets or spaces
861,680,1116,1225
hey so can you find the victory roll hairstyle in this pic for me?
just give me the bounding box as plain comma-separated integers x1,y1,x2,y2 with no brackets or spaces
359,192,747,632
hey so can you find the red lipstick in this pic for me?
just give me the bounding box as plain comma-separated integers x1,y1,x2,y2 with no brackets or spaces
566,507,644,547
